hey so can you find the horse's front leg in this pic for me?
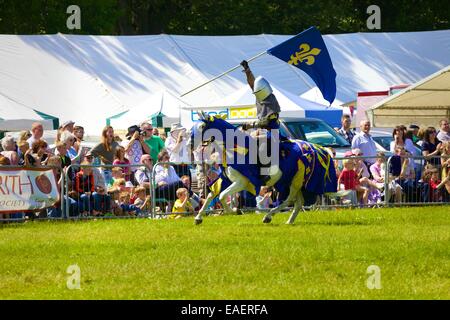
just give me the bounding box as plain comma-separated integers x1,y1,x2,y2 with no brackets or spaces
219,182,243,215
195,192,215,225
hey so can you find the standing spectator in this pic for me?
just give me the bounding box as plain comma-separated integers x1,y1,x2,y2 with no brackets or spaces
421,127,442,167
140,122,165,162
153,128,160,136
60,131,85,165
89,126,120,185
122,125,151,181
113,146,131,181
408,124,420,144
73,125,85,153
27,122,45,147
337,115,356,144
351,120,378,166
165,123,191,178
437,118,450,142
61,120,75,133
1,136,19,165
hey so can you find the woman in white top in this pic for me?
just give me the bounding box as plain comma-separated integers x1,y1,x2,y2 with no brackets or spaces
165,123,191,178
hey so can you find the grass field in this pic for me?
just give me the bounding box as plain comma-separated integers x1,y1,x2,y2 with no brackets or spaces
0,206,449,300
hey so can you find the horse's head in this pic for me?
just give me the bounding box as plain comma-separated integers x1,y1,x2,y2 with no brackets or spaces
188,111,234,150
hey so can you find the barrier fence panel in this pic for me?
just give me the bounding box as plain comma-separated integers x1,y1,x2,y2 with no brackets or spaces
63,163,153,219
321,154,450,209
0,165,63,223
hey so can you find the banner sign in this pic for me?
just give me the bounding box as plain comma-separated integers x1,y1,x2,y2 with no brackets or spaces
0,167,59,213
191,106,257,122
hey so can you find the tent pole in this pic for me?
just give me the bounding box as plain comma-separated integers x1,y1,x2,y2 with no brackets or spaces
180,51,267,98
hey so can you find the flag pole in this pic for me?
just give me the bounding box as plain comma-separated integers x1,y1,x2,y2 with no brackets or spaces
180,51,267,97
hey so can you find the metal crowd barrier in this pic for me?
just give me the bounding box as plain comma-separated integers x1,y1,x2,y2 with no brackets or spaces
62,163,153,220
1,154,448,224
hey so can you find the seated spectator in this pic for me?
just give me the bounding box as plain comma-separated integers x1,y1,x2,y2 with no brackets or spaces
180,175,201,210
108,187,124,216
170,187,194,219
83,153,106,190
256,186,273,212
338,158,369,205
370,152,402,203
427,167,443,202
119,192,139,216
110,167,125,187
0,154,11,165
46,156,78,218
1,136,19,165
75,161,95,216
26,140,51,167
154,151,185,202
134,154,153,189
17,141,29,166
133,186,151,213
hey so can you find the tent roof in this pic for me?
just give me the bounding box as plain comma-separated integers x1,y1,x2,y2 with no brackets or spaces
1,30,450,134
0,93,59,130
367,65,450,127
107,89,189,129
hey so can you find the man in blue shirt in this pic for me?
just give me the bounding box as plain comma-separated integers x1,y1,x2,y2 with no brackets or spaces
351,120,378,166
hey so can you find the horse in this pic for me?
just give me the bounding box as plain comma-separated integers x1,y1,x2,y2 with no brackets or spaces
189,112,337,225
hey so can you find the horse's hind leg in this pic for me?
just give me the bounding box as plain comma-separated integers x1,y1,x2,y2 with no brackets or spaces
286,191,304,225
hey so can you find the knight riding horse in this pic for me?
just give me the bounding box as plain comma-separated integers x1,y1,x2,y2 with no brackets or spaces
240,60,283,185
189,111,338,225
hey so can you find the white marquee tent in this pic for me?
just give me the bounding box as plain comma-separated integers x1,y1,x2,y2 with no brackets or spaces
107,89,187,130
367,65,450,127
0,30,450,135
0,94,59,131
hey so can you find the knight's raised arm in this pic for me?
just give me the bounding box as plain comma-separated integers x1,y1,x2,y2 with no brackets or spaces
241,60,255,90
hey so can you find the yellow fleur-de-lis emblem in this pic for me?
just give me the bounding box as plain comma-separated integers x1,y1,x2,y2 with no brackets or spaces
288,43,321,66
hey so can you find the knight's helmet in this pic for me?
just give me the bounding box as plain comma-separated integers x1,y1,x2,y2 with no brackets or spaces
253,76,273,102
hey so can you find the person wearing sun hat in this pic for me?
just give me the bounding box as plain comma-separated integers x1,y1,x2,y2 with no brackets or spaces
165,123,191,178
61,120,75,133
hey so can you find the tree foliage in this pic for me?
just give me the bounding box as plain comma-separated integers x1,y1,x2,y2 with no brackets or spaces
0,0,449,35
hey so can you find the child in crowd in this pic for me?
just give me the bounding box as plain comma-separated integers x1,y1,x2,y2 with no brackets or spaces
110,167,125,187
119,192,139,216
256,186,273,213
108,187,123,216
170,187,194,219
338,158,369,205
428,167,442,202
74,161,95,216
133,186,151,213
113,146,131,181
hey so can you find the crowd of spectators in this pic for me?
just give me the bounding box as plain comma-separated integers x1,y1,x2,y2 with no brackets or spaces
334,117,450,205
1,116,449,221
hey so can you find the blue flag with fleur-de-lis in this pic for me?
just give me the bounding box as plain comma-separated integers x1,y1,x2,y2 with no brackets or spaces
267,26,337,105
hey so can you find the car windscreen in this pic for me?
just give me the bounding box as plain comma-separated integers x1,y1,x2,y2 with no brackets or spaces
285,121,351,148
